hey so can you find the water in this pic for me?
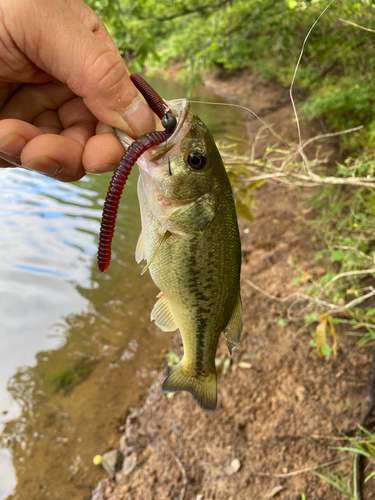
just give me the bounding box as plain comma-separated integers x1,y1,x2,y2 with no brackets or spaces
0,78,248,499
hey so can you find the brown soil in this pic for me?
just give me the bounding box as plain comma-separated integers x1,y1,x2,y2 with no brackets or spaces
92,71,374,500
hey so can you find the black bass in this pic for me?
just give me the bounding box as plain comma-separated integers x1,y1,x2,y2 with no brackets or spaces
117,98,242,413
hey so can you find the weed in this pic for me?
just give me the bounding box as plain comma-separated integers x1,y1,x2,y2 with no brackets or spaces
313,428,375,499
46,357,94,393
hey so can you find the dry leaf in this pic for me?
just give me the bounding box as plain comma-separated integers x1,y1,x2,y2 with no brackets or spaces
315,315,337,358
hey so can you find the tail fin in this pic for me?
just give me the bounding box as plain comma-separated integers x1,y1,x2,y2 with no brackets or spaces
162,361,217,413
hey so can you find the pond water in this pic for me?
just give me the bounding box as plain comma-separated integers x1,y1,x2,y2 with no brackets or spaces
0,77,248,499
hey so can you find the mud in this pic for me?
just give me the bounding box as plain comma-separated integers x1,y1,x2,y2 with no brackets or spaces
91,71,374,500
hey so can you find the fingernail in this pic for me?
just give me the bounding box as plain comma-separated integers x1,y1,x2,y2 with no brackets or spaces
122,97,156,136
0,151,22,168
0,133,27,156
23,157,63,177
90,163,117,174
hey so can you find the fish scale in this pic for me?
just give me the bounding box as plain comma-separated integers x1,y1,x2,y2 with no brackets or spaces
124,99,242,412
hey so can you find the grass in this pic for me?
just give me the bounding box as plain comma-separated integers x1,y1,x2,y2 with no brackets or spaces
312,427,375,500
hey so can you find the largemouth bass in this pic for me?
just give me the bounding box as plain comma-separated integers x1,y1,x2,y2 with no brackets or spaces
117,98,242,413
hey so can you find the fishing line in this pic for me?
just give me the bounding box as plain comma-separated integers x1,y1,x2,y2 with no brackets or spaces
188,0,337,167
290,0,336,170
188,100,291,152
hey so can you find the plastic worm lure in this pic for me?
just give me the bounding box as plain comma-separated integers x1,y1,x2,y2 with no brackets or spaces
97,74,177,272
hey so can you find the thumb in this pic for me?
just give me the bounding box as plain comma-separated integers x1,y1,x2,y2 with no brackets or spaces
8,0,155,136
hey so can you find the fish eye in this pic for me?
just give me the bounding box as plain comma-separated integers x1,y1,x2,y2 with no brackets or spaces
187,151,206,170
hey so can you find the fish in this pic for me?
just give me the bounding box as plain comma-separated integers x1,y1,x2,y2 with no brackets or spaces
116,98,242,413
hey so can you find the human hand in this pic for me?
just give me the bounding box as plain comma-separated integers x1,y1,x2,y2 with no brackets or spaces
0,0,156,181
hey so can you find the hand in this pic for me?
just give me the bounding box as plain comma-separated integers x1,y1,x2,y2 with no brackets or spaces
0,0,155,181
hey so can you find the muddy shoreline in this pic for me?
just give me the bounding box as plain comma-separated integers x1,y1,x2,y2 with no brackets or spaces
91,70,374,500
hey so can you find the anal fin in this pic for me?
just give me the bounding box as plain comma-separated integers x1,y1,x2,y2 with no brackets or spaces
151,292,178,332
224,293,243,355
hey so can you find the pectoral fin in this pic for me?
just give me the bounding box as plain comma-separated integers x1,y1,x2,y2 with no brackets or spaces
151,292,178,332
135,231,146,263
141,231,171,276
224,293,243,355
166,193,215,237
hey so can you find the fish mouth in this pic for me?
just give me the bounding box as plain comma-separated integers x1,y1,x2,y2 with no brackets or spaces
114,98,189,153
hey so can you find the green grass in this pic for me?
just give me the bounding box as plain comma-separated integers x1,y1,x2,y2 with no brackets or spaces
313,428,375,500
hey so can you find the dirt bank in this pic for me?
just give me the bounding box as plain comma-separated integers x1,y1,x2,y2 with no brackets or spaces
92,71,374,500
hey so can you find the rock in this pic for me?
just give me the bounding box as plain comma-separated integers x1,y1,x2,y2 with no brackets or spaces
224,458,241,475
101,449,123,475
122,452,137,476
116,452,138,484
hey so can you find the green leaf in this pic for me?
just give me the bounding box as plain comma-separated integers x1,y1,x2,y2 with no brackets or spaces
165,352,180,370
331,250,344,261
292,276,302,285
315,249,328,260
305,312,318,324
235,200,254,221
321,343,331,357
310,340,317,347
247,179,266,190
365,470,375,483
278,318,287,326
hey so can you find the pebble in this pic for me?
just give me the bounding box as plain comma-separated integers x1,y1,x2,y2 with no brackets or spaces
101,449,123,475
122,452,137,475
224,458,241,476
116,452,137,484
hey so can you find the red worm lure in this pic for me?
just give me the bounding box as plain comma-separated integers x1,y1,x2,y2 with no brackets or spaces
97,75,177,272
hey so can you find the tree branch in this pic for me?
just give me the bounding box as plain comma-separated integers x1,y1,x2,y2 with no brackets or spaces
140,1,228,22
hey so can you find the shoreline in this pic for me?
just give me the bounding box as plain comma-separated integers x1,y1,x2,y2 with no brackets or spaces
91,69,370,500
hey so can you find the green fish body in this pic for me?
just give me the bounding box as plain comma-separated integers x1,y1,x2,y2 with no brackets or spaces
119,100,242,412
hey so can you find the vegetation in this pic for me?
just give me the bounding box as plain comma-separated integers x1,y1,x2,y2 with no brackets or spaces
87,0,375,150
86,1,375,496
46,357,94,393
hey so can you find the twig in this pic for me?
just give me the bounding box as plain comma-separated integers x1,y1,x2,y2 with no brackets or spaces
337,319,375,331
249,455,351,478
279,125,363,170
245,280,375,321
168,450,189,500
209,484,216,500
343,419,375,437
251,125,269,163
245,280,375,315
323,269,375,289
244,279,282,302
340,18,375,34
332,246,374,262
